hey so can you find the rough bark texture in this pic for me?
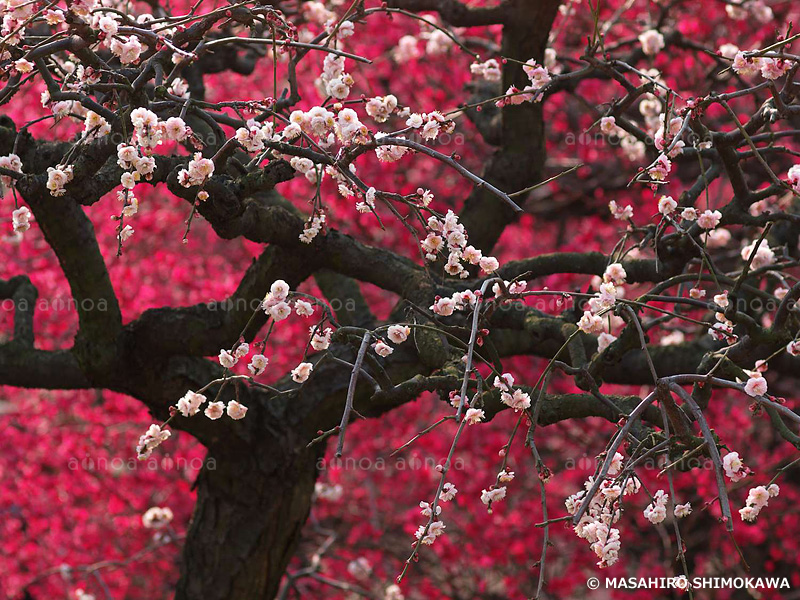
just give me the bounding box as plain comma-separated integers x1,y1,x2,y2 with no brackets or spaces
5,1,800,598
176,443,320,600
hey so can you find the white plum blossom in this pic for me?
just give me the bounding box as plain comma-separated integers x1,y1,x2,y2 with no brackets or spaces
136,424,171,459
600,116,617,135
501,389,531,411
480,486,507,506
498,470,515,483
118,224,134,243
365,95,398,123
431,297,456,316
522,59,551,91
658,195,677,215
609,200,633,220
0,153,22,190
723,451,749,482
394,35,421,63
46,164,74,196
464,408,484,425
269,279,290,301
218,349,237,369
11,206,32,233
346,557,371,581
697,209,722,230
415,520,446,545
295,300,314,317
603,263,627,285
439,482,457,502
788,165,800,193
643,489,668,524
387,324,411,343
638,29,665,56
732,51,761,77
373,341,394,357
226,400,248,420
598,332,617,352
142,506,173,529
494,373,514,392
740,240,775,270
248,354,268,376
204,401,225,420
176,390,207,417
744,372,768,397
740,483,779,522
718,43,739,59
268,301,291,322
164,116,189,141
310,327,333,351
178,153,215,188
470,59,502,82
419,501,441,517
760,58,791,80
292,362,314,383
647,154,671,181
110,35,143,64
578,311,605,335
83,110,110,139
479,256,500,274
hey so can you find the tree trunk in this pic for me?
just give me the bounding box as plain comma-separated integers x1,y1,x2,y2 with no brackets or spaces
175,440,320,600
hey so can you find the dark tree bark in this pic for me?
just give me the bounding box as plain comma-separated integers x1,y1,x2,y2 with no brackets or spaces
5,0,800,598
176,442,321,600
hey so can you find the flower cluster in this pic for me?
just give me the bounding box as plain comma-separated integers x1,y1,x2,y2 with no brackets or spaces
365,95,399,123
643,489,668,524
319,55,354,101
566,453,640,568
110,35,144,65
82,110,111,140
404,110,455,142
300,211,326,243
638,29,665,56
578,262,626,337
739,484,779,522
370,324,411,358
496,58,551,107
422,210,499,277
723,451,751,482
788,165,800,193
178,153,215,189
46,164,74,196
494,373,532,412
141,506,173,529
232,119,277,154
430,289,478,316
311,326,333,351
470,59,502,82
11,206,31,234
0,152,22,192
136,424,171,459
741,239,775,270
733,52,792,80
743,371,768,397
414,482,457,545
286,106,336,145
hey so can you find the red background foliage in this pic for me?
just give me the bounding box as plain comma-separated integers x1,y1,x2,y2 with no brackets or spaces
2,0,799,598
